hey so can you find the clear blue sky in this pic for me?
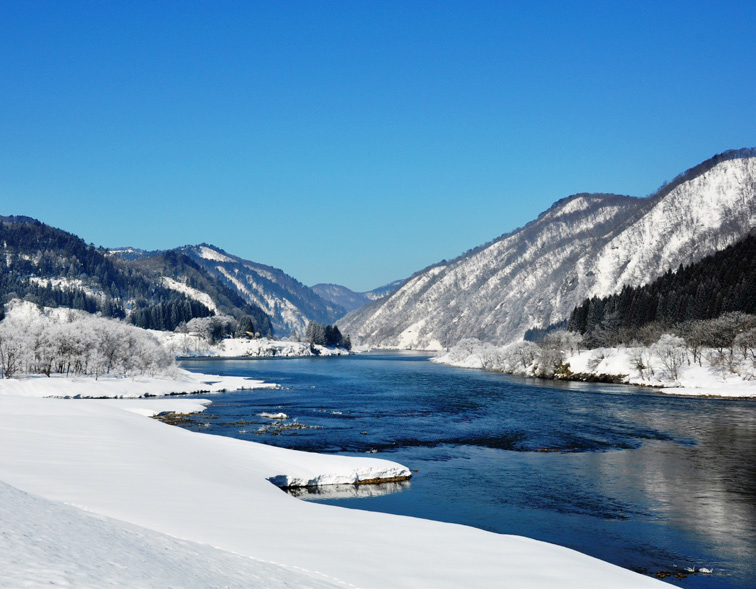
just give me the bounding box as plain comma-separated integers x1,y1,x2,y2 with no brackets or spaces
1,1,754,291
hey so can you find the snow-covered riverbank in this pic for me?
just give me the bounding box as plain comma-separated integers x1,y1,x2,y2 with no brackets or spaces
434,343,756,398
0,368,274,398
0,376,663,587
161,330,351,358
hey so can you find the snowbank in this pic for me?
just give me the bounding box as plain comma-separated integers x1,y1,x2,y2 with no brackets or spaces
91,397,214,417
435,343,756,398
0,392,662,588
0,368,274,398
567,346,756,397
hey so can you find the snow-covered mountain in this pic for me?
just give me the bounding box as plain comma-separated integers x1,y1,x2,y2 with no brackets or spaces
106,247,160,261
0,217,226,329
340,149,756,350
312,280,404,314
365,280,405,301
119,249,274,336
175,244,345,336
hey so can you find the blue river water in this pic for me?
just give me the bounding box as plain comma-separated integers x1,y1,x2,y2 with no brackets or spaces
179,352,755,588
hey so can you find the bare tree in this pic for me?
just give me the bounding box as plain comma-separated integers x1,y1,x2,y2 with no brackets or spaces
652,334,688,381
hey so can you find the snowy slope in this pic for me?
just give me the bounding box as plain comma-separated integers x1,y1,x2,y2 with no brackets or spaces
116,249,274,335
178,244,345,335
312,279,404,314
0,481,341,589
365,279,404,300
0,394,663,588
342,150,756,349
161,276,218,312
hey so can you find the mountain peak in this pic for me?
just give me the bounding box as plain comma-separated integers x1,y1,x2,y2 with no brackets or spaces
341,150,756,349
177,245,345,334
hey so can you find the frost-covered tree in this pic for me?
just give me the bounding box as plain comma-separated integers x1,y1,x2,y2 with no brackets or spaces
187,315,235,345
629,347,654,380
304,321,350,348
444,339,541,374
0,330,21,378
734,327,756,361
0,302,175,379
446,338,482,363
652,334,688,381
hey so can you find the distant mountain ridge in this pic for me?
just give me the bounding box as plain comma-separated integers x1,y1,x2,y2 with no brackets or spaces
0,216,223,331
121,249,274,336
109,243,346,336
340,149,756,350
311,280,404,314
107,247,161,261
2,217,339,337
172,244,345,336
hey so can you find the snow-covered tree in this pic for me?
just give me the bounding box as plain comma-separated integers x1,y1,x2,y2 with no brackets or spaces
0,301,175,379
652,334,688,381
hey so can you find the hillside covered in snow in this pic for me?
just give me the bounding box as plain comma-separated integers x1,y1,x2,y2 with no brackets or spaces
341,149,756,350
172,244,345,336
311,279,404,313
0,212,359,340
118,248,275,336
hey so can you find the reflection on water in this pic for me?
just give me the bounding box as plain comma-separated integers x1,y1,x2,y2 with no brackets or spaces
285,480,411,501
179,353,755,589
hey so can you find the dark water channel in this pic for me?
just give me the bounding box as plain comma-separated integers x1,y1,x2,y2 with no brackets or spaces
179,352,755,588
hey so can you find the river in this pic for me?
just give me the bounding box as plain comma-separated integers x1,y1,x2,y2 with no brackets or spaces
179,352,755,588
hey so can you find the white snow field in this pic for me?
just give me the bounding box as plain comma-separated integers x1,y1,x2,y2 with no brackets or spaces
0,480,338,589
0,369,274,398
0,392,664,588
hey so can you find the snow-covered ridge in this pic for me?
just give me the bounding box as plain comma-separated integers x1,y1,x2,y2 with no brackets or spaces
177,244,344,336
160,276,218,312
197,245,234,262
342,153,756,348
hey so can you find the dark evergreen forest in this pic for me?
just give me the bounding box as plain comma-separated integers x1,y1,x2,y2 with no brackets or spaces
126,250,273,336
305,321,351,350
568,231,756,344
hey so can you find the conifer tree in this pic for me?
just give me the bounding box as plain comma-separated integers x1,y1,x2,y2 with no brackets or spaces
236,316,255,339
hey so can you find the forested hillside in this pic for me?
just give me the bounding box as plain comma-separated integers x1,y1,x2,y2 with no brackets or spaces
176,244,344,335
123,250,273,336
567,231,755,345
0,217,236,332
